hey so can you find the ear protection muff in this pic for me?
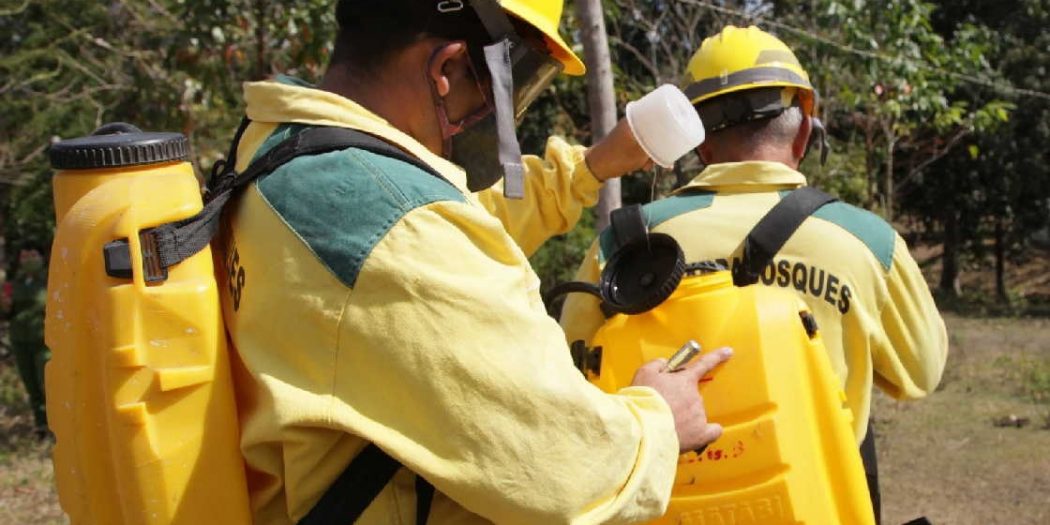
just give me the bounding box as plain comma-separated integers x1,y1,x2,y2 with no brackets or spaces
543,204,686,318
599,231,685,315
807,116,829,166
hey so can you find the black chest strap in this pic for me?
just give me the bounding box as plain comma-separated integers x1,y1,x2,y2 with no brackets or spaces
732,186,838,287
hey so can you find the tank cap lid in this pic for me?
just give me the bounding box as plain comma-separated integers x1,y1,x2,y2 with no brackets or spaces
49,123,189,170
600,232,685,315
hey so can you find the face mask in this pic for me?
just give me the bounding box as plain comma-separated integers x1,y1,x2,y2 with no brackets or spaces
448,112,505,192
426,45,492,156
427,45,521,196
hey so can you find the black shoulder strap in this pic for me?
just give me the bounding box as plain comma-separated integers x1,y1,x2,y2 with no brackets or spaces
298,443,433,525
104,125,449,282
299,443,402,525
732,187,838,286
297,442,433,525
609,204,649,251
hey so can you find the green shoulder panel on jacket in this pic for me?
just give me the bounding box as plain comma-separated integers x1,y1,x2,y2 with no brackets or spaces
772,189,896,271
811,201,896,271
598,191,715,261
254,133,465,288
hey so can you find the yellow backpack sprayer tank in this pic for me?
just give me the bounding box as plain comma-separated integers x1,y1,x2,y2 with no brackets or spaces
45,124,251,524
43,120,490,524
550,201,875,525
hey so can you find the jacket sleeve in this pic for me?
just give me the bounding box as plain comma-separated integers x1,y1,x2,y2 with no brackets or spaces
335,201,678,525
870,234,949,400
558,240,608,347
476,136,603,257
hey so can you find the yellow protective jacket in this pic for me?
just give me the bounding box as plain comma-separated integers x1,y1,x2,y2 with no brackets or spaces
560,161,948,442
219,76,679,525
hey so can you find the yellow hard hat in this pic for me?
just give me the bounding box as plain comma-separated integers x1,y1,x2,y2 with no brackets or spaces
502,0,585,75
683,25,814,114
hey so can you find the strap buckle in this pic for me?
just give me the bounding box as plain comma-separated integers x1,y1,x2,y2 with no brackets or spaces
102,230,169,283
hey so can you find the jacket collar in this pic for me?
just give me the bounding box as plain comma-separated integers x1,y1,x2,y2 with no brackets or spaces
243,75,471,193
674,161,807,195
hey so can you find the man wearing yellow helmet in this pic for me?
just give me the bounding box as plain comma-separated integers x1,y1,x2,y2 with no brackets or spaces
561,25,948,523
218,1,729,524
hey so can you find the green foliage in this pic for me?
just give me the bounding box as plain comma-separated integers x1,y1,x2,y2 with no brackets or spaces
0,0,1048,309
904,0,1050,299
993,352,1050,405
778,0,1011,220
168,0,337,165
1025,360,1050,405
0,0,336,276
530,212,597,295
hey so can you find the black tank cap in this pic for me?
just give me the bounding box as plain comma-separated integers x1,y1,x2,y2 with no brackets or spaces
600,233,686,315
49,122,189,170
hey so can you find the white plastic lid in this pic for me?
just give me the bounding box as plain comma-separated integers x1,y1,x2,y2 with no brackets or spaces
625,84,706,168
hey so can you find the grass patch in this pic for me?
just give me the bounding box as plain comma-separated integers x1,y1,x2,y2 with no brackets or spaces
933,288,1050,318
1022,358,1050,404
992,353,1050,406
0,356,39,458
0,355,65,524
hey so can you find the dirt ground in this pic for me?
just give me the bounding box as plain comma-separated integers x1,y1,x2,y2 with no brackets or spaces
0,362,64,525
874,315,1050,525
0,315,1048,525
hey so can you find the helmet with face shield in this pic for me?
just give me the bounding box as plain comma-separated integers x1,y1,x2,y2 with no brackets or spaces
434,0,584,197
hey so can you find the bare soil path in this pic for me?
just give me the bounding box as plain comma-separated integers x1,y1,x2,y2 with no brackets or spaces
876,315,1050,525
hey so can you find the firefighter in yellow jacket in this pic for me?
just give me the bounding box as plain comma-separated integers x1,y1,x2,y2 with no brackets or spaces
559,25,949,520
219,1,730,524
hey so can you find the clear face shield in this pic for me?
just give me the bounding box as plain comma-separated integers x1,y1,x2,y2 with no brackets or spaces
507,40,564,121
447,0,563,198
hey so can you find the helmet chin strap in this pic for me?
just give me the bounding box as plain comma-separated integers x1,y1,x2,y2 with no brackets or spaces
480,39,525,198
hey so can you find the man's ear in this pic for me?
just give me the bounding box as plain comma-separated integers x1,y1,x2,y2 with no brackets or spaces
792,114,813,161
426,41,468,98
697,142,714,165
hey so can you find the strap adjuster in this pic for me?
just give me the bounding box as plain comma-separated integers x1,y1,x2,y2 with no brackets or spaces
102,230,169,283
139,230,168,283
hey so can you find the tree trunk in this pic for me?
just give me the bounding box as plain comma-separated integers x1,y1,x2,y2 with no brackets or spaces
253,0,269,80
940,206,962,297
863,121,877,209
882,123,895,222
575,0,620,231
995,219,1007,303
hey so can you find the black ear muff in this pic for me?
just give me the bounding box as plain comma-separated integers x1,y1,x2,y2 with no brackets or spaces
808,117,829,166
599,232,685,315
541,205,687,319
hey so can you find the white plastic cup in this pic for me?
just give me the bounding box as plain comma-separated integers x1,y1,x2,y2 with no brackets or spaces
625,84,706,168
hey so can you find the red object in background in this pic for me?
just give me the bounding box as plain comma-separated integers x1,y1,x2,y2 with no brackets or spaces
1,281,12,313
